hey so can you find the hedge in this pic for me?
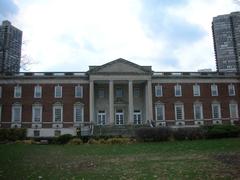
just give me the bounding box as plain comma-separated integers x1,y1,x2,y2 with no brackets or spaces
0,128,26,142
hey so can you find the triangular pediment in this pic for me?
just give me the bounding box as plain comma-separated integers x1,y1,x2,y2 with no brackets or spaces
88,58,152,75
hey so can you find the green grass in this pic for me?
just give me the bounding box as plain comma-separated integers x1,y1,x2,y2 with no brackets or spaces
0,138,240,179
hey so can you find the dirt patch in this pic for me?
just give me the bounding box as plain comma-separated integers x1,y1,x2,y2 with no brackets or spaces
214,153,240,167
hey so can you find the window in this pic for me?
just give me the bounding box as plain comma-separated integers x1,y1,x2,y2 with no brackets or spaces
155,104,165,121
211,84,218,96
133,88,140,97
0,105,2,122
98,89,105,98
34,130,40,137
229,103,238,119
193,103,203,120
116,88,123,97
97,110,106,125
174,84,182,97
175,103,184,120
53,104,63,122
193,84,200,96
54,130,61,137
115,109,124,125
0,86,2,98
155,85,163,97
212,103,221,119
32,104,42,123
54,85,62,98
228,84,235,96
133,110,141,125
12,104,22,122
74,104,84,122
14,86,22,98
75,85,83,98
34,85,42,98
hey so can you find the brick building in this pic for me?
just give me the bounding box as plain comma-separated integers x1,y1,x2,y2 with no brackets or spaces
0,58,239,137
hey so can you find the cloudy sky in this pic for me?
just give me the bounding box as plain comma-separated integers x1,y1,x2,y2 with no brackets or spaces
0,0,239,72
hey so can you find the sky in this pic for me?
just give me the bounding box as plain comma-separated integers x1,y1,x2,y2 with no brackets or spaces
0,0,239,72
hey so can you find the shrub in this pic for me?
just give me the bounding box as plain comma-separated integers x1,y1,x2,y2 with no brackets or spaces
135,127,171,142
106,137,133,144
87,138,100,144
56,134,73,144
172,127,205,140
204,125,240,139
68,138,83,145
15,139,37,144
0,128,26,142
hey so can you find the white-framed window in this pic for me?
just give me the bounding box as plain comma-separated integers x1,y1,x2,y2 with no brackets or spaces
54,85,62,98
54,130,61,137
155,85,163,97
115,109,124,125
211,84,218,96
175,103,184,121
34,85,42,98
133,110,142,125
133,88,140,97
155,103,165,121
229,103,238,119
193,84,200,96
12,104,22,123
75,85,83,98
212,103,221,119
174,84,182,97
228,84,235,96
74,103,84,122
0,86,2,98
116,88,123,97
14,85,22,98
34,130,40,137
32,104,42,123
97,110,106,125
98,88,105,98
193,103,203,120
53,104,63,122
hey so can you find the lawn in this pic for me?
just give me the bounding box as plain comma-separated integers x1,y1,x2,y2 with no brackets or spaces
0,138,240,179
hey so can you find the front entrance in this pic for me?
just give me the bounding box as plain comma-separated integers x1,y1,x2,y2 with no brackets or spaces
133,110,142,125
97,110,106,125
115,109,124,125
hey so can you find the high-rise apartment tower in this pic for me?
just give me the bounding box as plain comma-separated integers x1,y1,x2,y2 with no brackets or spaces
0,20,22,73
212,12,240,72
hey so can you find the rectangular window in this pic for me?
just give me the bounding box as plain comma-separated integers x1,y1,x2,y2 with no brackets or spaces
211,84,218,96
115,109,124,125
74,105,83,122
32,105,42,123
75,85,83,98
54,85,62,98
193,84,200,96
174,85,182,97
175,104,184,120
0,86,2,98
97,110,106,125
12,105,22,122
34,130,40,137
155,85,163,97
53,106,63,122
212,103,221,119
98,89,105,98
54,130,61,137
228,84,235,96
155,104,165,121
116,88,123,97
229,103,238,119
194,103,203,120
133,110,141,125
34,85,42,98
133,88,140,97
14,86,22,98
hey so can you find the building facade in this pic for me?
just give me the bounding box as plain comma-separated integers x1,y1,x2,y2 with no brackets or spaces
0,59,239,137
0,20,22,73
212,12,240,72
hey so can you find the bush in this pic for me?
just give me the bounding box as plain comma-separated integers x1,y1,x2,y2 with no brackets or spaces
56,134,73,144
15,139,37,144
106,137,133,144
135,127,171,142
68,138,83,145
87,138,100,144
172,127,205,140
0,128,26,142
204,125,240,139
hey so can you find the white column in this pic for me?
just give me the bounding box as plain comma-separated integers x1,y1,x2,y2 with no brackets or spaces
89,80,94,123
109,80,114,125
128,80,133,124
145,83,149,123
147,80,153,121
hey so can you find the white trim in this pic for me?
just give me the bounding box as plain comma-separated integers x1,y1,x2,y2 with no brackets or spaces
193,103,203,120
74,104,84,123
14,86,22,98
54,85,62,98
32,104,42,123
115,109,124,125
211,84,218,96
229,103,239,119
133,110,142,125
97,110,106,125
228,84,236,96
174,103,184,120
53,104,63,123
193,84,200,96
12,104,22,123
211,103,221,119
155,85,163,97
34,85,42,98
155,104,165,121
174,84,182,97
75,85,83,98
